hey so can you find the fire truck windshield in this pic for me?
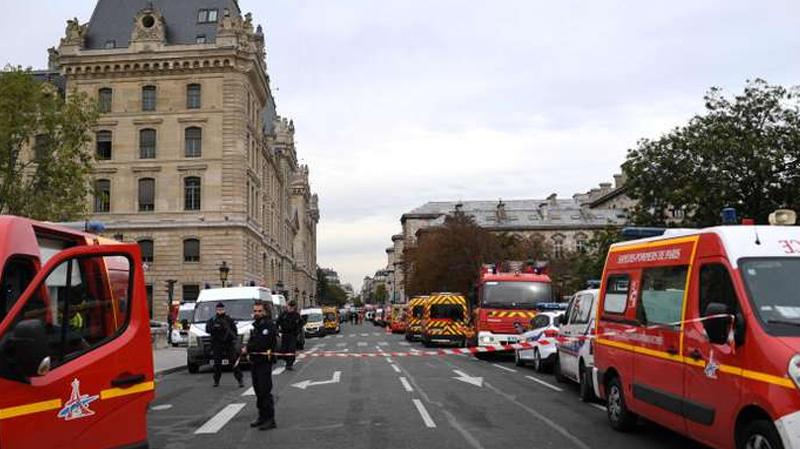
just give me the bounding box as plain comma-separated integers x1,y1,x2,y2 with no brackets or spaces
482,281,553,309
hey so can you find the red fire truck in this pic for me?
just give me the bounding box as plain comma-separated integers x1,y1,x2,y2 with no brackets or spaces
470,263,554,350
0,216,154,449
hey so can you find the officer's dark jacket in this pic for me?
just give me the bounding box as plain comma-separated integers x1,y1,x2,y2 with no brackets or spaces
206,314,237,345
247,317,277,364
277,310,302,335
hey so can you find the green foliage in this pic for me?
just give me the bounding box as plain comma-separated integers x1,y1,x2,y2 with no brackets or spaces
623,79,800,226
353,295,363,307
315,268,328,303
373,284,388,304
0,66,99,220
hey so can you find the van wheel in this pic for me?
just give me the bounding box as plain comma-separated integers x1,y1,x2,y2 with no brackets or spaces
188,363,199,374
533,349,545,373
579,363,594,402
554,356,567,383
606,376,636,431
739,420,784,449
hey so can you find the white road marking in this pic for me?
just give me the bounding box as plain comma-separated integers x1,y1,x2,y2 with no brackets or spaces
361,333,369,337
492,364,517,373
378,342,389,346
194,403,246,434
590,403,606,412
336,342,347,347
292,371,342,390
151,404,173,411
412,399,437,428
399,342,410,346
399,377,414,392
242,387,254,396
391,364,401,373
336,335,344,339
452,370,483,388
358,342,367,347
525,375,563,392
272,367,286,376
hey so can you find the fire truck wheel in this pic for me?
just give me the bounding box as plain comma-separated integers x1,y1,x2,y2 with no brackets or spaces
739,420,783,449
606,376,636,432
188,363,199,374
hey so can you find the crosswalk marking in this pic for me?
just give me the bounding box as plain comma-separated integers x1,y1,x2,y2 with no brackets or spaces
361,333,369,337
336,335,344,339
195,403,247,434
358,342,367,347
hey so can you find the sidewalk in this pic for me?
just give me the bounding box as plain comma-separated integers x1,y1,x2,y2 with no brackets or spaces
153,346,187,376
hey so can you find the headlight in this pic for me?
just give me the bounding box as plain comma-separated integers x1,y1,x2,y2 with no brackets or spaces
789,354,800,390
188,332,198,347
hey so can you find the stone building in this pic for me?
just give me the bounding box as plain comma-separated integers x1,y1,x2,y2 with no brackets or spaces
48,0,319,319
388,176,632,301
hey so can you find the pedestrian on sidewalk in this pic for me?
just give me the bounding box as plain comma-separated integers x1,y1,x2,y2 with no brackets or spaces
243,300,277,431
205,302,244,388
277,300,302,370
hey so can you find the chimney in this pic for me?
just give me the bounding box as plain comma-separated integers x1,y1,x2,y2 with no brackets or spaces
547,193,558,207
496,200,507,221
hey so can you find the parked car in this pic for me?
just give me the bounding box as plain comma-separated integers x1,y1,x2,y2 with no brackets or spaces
554,289,599,402
515,311,564,372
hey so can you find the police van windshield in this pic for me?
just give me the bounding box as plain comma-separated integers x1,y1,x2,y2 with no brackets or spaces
741,258,800,335
482,281,553,309
193,300,253,323
304,313,323,322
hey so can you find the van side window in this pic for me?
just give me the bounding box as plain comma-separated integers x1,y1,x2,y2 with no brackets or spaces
603,275,629,314
699,264,739,317
2,255,132,375
0,256,37,323
638,265,688,326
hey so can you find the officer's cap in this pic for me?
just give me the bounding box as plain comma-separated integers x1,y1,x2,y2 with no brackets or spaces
216,302,226,309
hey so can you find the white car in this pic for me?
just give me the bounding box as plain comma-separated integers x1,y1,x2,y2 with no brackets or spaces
515,311,564,372
554,289,599,402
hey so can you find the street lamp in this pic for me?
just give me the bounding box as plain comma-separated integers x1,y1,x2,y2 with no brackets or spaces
294,287,299,303
219,261,230,288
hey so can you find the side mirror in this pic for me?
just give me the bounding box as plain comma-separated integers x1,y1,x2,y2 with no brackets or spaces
734,311,746,346
10,319,50,378
703,303,731,345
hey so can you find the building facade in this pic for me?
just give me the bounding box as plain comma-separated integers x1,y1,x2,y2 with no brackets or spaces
50,1,318,318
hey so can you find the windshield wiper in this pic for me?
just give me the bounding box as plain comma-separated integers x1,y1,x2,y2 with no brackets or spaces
767,319,800,328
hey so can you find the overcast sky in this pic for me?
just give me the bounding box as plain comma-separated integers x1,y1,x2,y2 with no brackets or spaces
3,1,800,289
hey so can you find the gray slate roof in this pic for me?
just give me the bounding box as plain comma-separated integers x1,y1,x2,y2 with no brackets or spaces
84,0,241,49
405,200,627,229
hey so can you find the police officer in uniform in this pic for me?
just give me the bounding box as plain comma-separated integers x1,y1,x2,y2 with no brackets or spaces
243,300,277,430
205,302,244,388
277,300,302,370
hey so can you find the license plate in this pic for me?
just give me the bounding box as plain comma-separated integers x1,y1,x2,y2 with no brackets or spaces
221,359,229,365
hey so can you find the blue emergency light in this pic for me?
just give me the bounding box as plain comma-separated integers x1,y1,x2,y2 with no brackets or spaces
536,302,568,311
620,227,667,239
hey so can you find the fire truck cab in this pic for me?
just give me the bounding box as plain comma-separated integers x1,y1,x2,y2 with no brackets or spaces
595,210,800,449
471,264,553,348
0,216,153,449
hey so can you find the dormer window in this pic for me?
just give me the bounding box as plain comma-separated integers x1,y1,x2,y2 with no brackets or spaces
198,9,218,24
196,35,207,44
104,40,116,49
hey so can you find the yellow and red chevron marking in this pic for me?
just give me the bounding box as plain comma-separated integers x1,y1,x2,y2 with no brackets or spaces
486,310,537,319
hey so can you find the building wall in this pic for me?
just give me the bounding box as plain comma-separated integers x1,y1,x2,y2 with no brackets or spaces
52,4,318,319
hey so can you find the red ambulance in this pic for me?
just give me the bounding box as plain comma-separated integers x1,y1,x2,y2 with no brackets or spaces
594,210,800,449
0,216,154,449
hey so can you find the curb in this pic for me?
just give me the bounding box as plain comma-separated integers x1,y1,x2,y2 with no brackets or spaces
155,365,187,377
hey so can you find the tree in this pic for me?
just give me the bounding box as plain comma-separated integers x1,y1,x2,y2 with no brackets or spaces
353,295,363,307
373,284,388,304
623,79,800,227
404,211,503,296
565,226,623,292
315,268,328,304
0,67,99,220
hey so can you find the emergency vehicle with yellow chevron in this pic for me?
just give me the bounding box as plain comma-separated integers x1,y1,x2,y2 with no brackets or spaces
421,293,472,347
470,262,553,349
405,296,428,341
0,216,154,449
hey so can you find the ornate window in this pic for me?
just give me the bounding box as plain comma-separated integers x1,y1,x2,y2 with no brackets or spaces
139,129,156,159
96,130,112,160
94,179,111,213
197,9,218,24
187,84,202,109
138,178,155,211
185,127,202,157
142,85,157,112
98,88,112,113
184,177,201,211
138,239,154,263
183,239,200,262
